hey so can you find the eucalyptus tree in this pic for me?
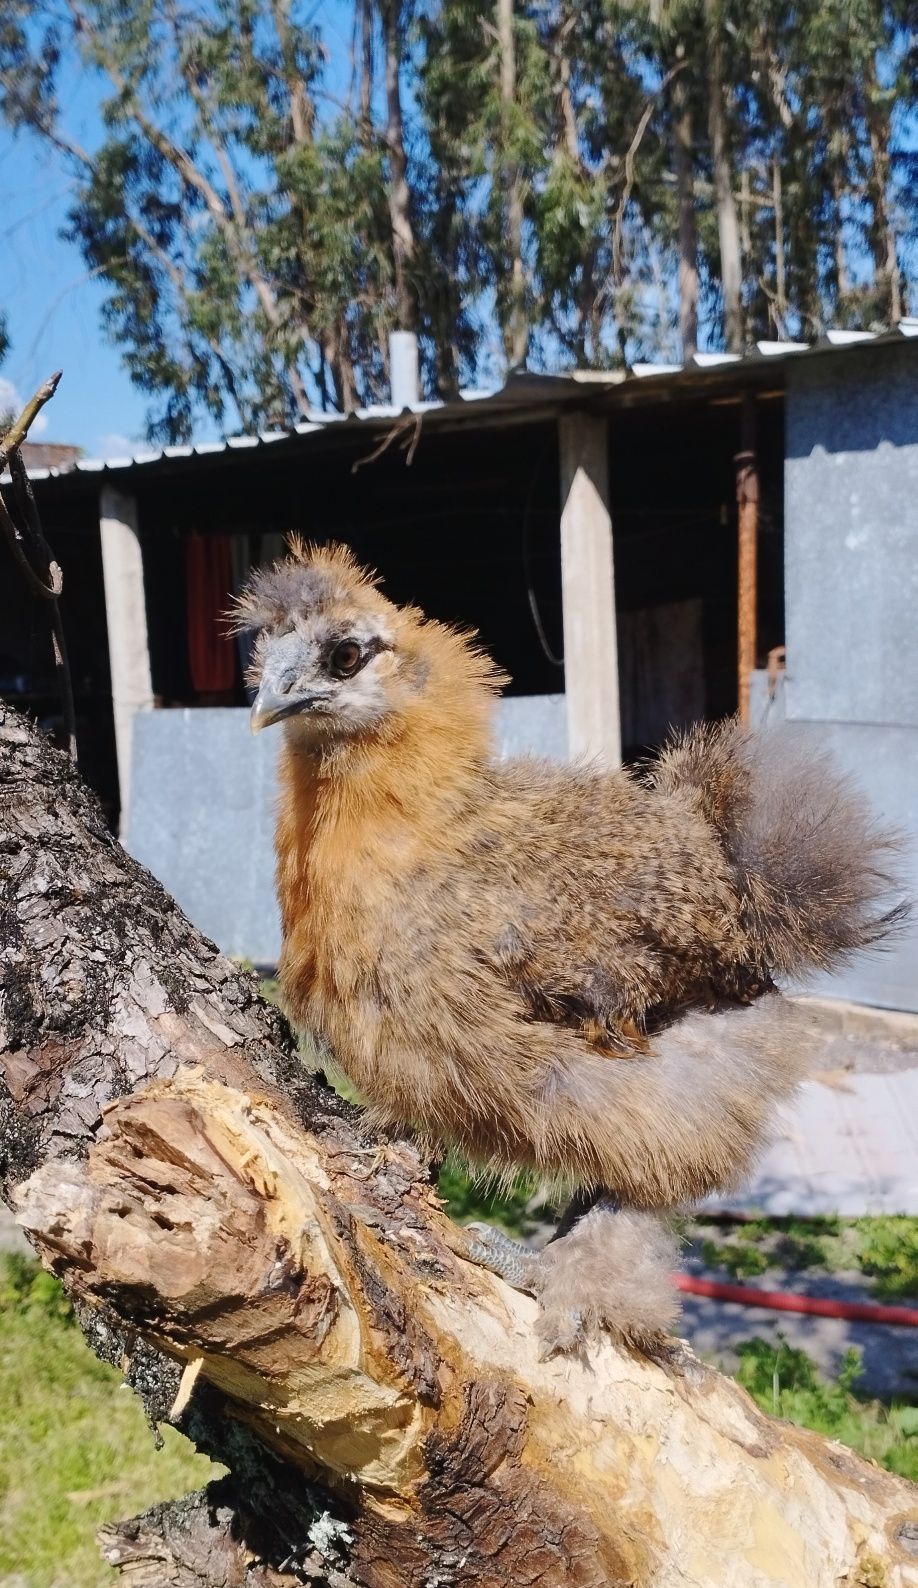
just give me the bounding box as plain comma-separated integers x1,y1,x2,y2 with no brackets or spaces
0,1,400,433
0,0,912,439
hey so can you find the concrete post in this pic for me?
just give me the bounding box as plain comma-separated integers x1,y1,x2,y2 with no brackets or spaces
558,412,621,766
389,331,420,409
99,486,154,830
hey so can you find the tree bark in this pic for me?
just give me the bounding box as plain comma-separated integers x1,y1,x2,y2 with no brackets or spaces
380,0,418,333
829,143,852,307
497,0,529,368
357,0,374,140
703,0,743,352
2,700,918,1588
864,58,904,323
772,156,787,336
671,67,699,360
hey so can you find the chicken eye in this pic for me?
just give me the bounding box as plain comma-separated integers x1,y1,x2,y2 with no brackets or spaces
329,639,363,679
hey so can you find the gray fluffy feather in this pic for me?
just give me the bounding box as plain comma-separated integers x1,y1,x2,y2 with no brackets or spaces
650,720,909,979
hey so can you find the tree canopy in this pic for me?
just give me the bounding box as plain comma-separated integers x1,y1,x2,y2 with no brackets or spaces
0,0,914,439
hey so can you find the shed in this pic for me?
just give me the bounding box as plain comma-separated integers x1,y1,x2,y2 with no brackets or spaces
5,326,918,1007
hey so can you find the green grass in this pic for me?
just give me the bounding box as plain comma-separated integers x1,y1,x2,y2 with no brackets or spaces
733,1336,918,1482
690,1214,918,1301
436,1159,559,1236
691,1213,918,1482
0,1254,215,1588
699,1235,770,1280
855,1217,918,1301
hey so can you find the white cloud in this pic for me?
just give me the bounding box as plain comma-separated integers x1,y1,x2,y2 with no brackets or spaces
94,431,136,459
0,376,48,435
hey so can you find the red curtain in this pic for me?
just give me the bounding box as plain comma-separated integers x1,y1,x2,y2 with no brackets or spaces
184,534,236,695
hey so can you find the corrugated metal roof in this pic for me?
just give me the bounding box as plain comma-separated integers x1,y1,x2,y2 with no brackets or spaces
8,319,917,485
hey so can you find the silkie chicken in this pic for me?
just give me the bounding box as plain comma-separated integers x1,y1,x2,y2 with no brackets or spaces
235,539,904,1355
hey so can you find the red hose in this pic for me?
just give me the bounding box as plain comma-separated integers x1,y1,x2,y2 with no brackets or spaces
674,1273,918,1327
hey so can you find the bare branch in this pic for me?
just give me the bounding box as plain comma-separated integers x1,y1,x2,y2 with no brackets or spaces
612,62,687,287
0,370,63,468
0,375,77,761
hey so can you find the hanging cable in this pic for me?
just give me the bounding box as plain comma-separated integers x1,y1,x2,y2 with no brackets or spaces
520,448,564,668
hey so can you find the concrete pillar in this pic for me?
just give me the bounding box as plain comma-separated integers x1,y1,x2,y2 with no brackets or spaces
558,412,621,766
99,486,154,829
389,330,420,408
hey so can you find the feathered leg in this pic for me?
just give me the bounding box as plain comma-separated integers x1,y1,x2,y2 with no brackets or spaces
463,1186,601,1291
534,1200,681,1356
465,1195,680,1357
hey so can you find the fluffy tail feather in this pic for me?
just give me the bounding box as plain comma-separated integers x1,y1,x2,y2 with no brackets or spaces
649,719,908,979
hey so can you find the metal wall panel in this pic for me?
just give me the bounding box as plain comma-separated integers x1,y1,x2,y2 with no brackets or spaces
781,346,918,1008
784,346,918,728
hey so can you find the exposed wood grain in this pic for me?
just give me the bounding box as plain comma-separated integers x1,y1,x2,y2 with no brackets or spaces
2,700,918,1588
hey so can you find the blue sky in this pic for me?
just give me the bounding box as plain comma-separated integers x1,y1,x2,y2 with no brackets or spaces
0,2,357,457
1,133,154,457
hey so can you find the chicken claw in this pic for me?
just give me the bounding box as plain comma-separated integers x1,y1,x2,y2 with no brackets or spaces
463,1221,542,1293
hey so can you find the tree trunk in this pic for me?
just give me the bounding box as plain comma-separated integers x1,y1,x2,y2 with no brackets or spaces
431,190,462,398
671,68,699,360
497,0,529,368
322,324,358,414
829,148,852,306
2,700,918,1588
864,58,904,324
555,17,597,365
772,156,787,335
380,0,418,333
703,0,743,352
358,0,374,140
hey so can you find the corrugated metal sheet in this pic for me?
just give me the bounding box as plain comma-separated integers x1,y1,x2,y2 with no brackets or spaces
9,319,918,486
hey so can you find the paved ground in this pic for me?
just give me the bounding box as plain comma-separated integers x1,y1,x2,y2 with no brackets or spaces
0,1205,28,1256
664,998,918,1396
678,1255,918,1401
710,996,918,1217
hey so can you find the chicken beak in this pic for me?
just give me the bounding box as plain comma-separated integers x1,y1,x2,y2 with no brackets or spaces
250,686,315,733
250,630,319,732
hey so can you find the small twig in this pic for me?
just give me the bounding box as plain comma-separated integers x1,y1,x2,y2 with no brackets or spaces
0,369,62,471
49,603,78,765
0,368,77,762
0,492,60,600
9,451,58,580
351,411,423,473
612,62,688,287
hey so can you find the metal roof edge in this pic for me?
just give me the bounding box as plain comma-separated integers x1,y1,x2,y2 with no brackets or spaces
13,323,916,487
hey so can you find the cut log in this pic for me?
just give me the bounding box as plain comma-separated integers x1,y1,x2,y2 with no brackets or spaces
2,699,918,1588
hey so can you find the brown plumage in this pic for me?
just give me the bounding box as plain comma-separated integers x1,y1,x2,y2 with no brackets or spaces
235,540,906,1352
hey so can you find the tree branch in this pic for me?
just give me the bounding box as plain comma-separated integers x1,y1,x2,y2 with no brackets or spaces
612,61,687,289
126,213,251,432
2,702,917,1587
0,369,62,469
0,377,77,762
